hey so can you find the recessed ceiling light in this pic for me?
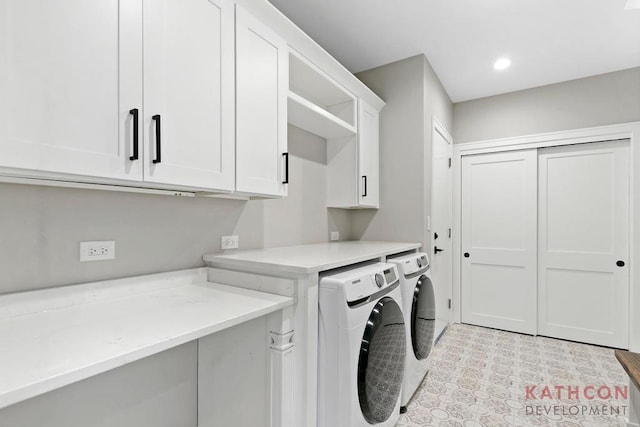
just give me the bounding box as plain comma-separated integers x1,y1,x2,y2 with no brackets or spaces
493,58,511,71
625,0,640,9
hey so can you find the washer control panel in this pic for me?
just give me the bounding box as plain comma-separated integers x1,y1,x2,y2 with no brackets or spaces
388,252,429,276
319,263,399,303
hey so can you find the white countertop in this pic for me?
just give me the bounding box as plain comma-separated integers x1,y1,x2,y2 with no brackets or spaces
0,268,292,409
203,241,421,274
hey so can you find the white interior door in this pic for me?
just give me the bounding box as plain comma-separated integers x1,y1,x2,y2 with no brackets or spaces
461,149,537,334
0,0,142,180
431,125,453,339
538,140,629,348
143,0,235,191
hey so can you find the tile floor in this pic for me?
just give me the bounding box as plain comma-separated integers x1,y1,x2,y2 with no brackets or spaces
398,324,629,426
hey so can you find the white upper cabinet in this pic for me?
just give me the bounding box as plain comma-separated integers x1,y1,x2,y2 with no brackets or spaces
235,5,288,197
143,0,235,191
326,100,380,209
0,0,382,199
357,101,380,208
288,52,380,209
0,0,142,181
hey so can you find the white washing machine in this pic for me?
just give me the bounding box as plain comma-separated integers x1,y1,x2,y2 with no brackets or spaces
318,262,406,427
388,252,435,412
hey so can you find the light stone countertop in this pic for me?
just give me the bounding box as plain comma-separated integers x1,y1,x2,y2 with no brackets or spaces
0,268,293,409
203,241,421,274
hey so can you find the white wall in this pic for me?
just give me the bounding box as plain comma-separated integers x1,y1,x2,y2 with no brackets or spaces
351,55,453,252
453,67,640,143
0,125,351,295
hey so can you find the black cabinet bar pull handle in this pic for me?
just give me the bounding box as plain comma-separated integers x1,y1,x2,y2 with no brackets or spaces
362,175,367,197
129,108,139,161
282,152,289,184
152,114,161,164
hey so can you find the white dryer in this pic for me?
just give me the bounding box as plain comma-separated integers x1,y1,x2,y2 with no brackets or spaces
388,252,435,412
318,262,406,427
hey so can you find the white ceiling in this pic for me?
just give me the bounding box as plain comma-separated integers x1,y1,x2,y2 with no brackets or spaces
268,0,640,102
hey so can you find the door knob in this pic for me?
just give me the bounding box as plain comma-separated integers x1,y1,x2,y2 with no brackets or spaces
434,246,444,254
616,260,625,267
463,252,470,258
434,232,439,240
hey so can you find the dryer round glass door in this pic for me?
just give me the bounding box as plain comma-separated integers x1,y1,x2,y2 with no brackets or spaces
357,297,406,424
411,275,436,359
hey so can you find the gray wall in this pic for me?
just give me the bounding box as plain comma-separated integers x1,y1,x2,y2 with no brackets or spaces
0,124,351,294
0,343,198,427
453,67,640,143
351,54,453,251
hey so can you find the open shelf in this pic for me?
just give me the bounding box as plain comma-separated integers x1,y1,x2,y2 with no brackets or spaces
288,50,357,139
288,92,356,139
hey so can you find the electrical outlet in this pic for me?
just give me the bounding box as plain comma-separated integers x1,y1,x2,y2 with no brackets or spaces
330,231,340,241
221,235,239,250
80,241,115,262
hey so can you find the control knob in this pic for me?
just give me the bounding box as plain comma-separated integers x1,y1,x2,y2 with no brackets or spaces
374,273,384,288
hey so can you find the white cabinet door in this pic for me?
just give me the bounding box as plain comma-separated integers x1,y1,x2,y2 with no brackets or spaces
357,101,379,208
0,0,142,180
461,150,537,334
235,5,288,197
538,141,629,348
143,0,235,191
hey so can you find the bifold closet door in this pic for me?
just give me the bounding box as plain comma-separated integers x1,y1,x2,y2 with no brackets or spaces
461,150,537,334
538,140,629,348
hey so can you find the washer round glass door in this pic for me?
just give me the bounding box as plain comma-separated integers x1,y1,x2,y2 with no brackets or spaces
411,274,436,359
357,297,406,423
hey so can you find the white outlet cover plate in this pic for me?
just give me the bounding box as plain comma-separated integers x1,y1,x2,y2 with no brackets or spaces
80,241,116,262
330,232,340,241
221,235,239,250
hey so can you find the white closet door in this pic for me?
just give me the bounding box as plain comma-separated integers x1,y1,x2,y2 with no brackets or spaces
0,0,142,180
538,140,629,348
143,0,235,191
461,150,537,334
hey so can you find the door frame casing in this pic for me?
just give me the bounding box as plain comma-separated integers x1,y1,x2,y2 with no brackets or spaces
452,121,640,351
